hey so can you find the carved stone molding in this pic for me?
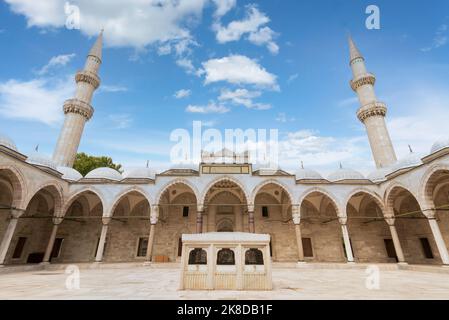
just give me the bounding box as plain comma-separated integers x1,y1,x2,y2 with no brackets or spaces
350,73,376,91
75,70,101,89
357,102,387,123
63,99,94,120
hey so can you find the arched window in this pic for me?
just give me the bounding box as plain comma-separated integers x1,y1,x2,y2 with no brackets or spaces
188,248,207,265
217,248,235,265
245,248,264,265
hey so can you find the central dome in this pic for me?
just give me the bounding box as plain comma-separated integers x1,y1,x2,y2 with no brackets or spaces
295,167,323,180
57,166,83,181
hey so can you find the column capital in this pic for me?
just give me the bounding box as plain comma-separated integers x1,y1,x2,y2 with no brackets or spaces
292,213,301,225
247,204,255,212
338,216,348,225
52,217,64,225
150,206,159,225
291,205,300,216
423,208,437,220
10,208,24,219
102,217,111,225
197,203,205,212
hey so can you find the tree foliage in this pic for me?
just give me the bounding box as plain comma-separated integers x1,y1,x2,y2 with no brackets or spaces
73,152,122,176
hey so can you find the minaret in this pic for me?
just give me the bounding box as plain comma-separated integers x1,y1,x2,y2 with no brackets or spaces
349,37,397,168
53,31,103,167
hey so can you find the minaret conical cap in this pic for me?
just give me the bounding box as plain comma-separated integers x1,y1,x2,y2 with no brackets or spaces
88,30,103,62
348,36,363,62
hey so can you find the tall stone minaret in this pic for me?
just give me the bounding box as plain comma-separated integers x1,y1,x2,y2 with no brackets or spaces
349,37,397,169
53,31,103,167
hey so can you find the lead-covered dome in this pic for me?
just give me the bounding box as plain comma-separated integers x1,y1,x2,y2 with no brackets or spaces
27,151,57,170
368,166,392,183
85,167,122,181
392,152,423,172
430,138,449,154
123,167,156,180
0,133,18,151
57,166,83,182
328,166,365,182
295,167,323,180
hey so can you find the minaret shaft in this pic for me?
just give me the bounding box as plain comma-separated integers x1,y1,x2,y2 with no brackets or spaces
53,32,102,167
349,38,396,168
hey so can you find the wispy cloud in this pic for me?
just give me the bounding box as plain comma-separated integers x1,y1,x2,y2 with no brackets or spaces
218,88,271,110
108,114,133,129
287,73,299,84
101,85,128,93
421,23,448,52
275,112,295,123
36,53,76,75
186,102,230,114
174,89,191,99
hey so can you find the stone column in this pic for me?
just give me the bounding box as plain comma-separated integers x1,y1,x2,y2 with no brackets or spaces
0,209,23,265
236,245,243,290
95,217,110,262
339,217,354,263
209,205,216,232
196,204,204,234
426,210,449,265
248,204,255,233
146,205,159,263
385,216,406,264
42,217,63,264
234,205,242,232
292,206,304,263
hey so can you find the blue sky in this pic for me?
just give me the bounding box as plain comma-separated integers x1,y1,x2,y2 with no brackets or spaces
0,0,449,175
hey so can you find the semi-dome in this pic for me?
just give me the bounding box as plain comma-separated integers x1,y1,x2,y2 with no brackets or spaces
57,166,83,182
430,138,449,154
123,167,156,180
328,166,365,182
0,133,18,151
85,167,122,181
392,152,423,172
27,151,57,170
295,167,323,180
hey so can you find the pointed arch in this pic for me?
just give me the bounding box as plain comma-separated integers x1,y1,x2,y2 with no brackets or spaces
109,186,152,216
344,188,385,212
0,165,26,209
63,187,105,217
155,179,200,205
250,179,294,205
200,176,250,205
298,187,342,217
24,182,64,218
420,163,449,210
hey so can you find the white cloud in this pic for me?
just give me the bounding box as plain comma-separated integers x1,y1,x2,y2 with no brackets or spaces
4,0,208,49
218,88,271,110
176,58,197,74
186,102,230,114
0,76,74,125
201,55,278,89
337,97,359,107
287,73,299,84
174,89,191,99
212,0,236,18
37,53,76,75
213,4,279,54
247,26,279,54
108,114,133,129
275,112,295,123
421,24,448,52
101,85,128,93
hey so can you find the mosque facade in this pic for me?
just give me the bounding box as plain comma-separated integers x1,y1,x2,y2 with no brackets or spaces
1,33,449,267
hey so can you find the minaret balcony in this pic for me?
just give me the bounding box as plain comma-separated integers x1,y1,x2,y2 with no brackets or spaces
63,99,94,121
75,70,101,89
350,73,376,91
356,102,387,123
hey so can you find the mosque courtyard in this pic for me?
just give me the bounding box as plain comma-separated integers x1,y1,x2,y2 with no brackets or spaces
0,263,448,300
